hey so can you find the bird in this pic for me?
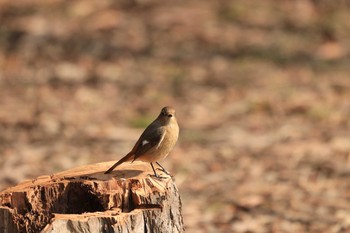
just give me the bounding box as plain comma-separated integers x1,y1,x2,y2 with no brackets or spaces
104,106,179,177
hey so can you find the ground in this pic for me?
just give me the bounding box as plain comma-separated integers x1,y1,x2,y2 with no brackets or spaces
1,0,350,232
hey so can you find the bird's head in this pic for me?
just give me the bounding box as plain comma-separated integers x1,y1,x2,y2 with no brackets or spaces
158,106,177,124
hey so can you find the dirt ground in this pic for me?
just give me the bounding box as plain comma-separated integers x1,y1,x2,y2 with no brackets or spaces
1,0,350,232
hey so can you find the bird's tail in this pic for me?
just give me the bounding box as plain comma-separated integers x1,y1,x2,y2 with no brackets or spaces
104,152,134,174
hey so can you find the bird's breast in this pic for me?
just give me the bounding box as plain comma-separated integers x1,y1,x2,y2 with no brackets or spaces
137,124,179,162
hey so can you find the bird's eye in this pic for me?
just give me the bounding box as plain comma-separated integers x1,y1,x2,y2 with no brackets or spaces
168,114,173,117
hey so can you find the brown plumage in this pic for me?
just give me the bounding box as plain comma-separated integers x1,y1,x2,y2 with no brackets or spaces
104,106,179,177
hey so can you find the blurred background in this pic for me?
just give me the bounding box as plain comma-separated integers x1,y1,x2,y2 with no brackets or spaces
1,0,350,232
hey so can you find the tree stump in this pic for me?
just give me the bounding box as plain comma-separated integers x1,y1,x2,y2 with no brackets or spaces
0,161,184,233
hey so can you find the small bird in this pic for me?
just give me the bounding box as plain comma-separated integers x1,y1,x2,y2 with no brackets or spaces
104,106,179,177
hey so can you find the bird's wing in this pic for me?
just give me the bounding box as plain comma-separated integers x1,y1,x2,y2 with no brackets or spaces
132,126,165,160
104,122,166,174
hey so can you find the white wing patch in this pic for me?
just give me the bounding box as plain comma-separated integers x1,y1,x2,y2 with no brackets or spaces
156,131,166,149
142,140,149,146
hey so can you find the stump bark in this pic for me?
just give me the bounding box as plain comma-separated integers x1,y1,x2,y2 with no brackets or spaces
0,161,184,233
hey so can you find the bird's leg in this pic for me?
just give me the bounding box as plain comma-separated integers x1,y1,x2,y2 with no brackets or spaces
156,162,171,175
150,163,159,177
150,163,168,179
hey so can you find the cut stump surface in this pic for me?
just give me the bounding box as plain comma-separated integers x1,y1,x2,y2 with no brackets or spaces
0,161,184,233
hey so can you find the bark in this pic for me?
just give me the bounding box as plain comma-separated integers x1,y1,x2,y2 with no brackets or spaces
0,161,184,233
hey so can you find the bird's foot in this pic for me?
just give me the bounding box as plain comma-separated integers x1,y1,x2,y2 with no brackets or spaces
148,174,168,180
156,167,171,176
